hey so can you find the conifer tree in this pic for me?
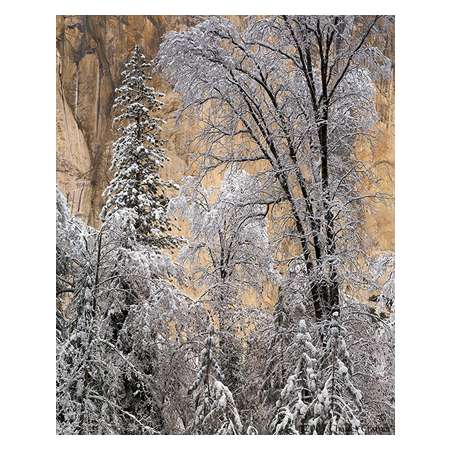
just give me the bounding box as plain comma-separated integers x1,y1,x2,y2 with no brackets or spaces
309,311,364,435
188,328,243,434
271,319,318,434
101,45,179,250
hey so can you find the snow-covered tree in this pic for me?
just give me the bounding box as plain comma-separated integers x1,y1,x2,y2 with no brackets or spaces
56,200,195,434
308,311,364,434
188,328,243,434
56,187,104,433
157,18,394,433
270,319,318,434
340,298,395,433
101,45,179,250
157,15,393,321
169,169,274,308
170,169,275,398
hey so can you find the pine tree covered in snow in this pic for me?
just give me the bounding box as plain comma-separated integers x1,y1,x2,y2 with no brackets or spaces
270,319,318,434
101,45,179,250
188,328,243,434
309,311,364,435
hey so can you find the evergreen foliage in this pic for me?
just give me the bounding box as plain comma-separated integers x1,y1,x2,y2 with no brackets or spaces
189,329,243,434
101,45,179,250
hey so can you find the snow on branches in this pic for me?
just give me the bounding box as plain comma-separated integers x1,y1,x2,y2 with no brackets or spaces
169,168,275,304
157,15,393,321
57,194,194,434
189,328,243,434
270,319,318,434
102,45,179,251
310,311,364,434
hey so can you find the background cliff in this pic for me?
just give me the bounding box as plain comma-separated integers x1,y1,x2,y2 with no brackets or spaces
56,15,394,256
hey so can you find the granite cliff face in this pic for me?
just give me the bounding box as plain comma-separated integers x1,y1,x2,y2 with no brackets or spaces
56,15,394,254
56,15,200,225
